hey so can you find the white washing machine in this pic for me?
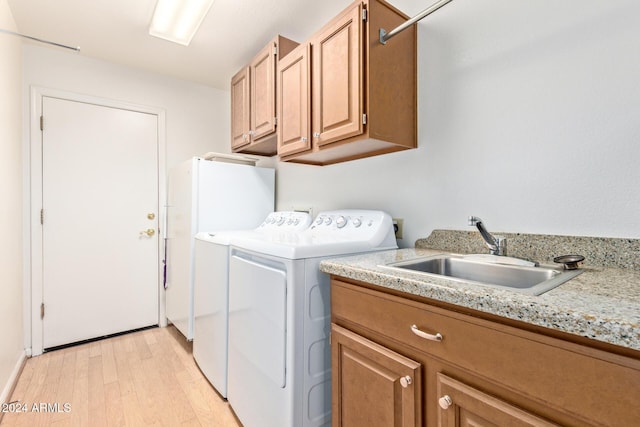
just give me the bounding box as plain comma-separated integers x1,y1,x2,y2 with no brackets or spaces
192,211,312,398
227,210,397,427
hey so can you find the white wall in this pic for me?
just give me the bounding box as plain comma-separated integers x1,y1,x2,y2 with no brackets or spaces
0,0,25,403
22,44,231,170
16,1,640,255
275,0,640,246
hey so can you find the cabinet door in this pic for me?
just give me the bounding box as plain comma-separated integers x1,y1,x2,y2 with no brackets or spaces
436,373,559,427
250,41,277,141
332,324,421,427
231,67,250,150
277,44,311,156
312,3,364,147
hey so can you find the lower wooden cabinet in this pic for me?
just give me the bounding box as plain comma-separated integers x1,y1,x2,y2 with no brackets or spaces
330,277,640,427
332,324,421,427
436,373,558,427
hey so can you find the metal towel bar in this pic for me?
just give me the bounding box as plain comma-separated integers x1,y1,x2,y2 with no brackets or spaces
379,0,453,45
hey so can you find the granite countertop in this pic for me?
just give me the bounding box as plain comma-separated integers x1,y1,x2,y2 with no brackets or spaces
320,247,640,352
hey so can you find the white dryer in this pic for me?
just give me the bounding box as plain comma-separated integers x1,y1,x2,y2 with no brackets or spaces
227,210,397,427
192,211,312,398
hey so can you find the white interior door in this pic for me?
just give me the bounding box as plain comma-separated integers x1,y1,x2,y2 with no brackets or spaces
41,96,159,349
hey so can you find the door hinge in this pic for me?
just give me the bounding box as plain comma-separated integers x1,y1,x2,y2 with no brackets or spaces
273,44,278,56
362,8,368,21
40,208,44,225
40,303,45,319
40,115,44,131
274,116,278,126
362,113,367,125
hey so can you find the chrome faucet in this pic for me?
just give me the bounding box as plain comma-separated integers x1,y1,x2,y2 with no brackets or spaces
468,216,507,256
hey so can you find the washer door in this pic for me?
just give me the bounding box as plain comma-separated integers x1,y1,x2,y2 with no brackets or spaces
229,254,287,387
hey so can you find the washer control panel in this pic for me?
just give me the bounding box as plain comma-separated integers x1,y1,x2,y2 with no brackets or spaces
258,211,312,231
308,210,393,240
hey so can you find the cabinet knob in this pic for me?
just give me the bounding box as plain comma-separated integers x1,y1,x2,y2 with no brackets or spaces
399,376,412,388
438,395,453,410
248,130,255,136
242,133,248,141
301,137,308,143
313,132,320,138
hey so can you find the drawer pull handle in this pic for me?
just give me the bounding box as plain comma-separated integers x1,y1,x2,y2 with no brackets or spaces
438,395,453,410
399,375,412,388
411,324,443,342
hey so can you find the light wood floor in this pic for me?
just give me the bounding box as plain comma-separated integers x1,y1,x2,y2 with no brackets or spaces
1,326,241,427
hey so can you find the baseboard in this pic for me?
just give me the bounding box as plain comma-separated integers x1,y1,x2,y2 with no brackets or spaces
0,350,27,422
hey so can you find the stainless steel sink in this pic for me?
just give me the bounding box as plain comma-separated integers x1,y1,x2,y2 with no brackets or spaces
383,254,583,295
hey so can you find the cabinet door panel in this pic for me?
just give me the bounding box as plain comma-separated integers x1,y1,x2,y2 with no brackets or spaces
312,3,363,147
437,373,559,427
231,67,250,150
277,44,311,156
250,42,276,141
332,324,421,427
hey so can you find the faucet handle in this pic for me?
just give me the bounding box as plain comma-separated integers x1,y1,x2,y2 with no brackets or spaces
468,216,480,226
494,235,507,256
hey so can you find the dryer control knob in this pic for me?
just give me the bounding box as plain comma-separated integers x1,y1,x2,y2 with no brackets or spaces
277,217,285,226
352,217,362,228
336,216,347,228
315,216,324,225
324,216,332,225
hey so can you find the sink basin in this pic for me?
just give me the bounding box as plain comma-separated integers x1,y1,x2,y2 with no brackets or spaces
383,254,583,295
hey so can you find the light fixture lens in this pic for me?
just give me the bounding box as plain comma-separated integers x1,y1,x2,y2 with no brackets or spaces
149,0,215,46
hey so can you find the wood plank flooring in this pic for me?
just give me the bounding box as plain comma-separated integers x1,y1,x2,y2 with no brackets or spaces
1,326,241,427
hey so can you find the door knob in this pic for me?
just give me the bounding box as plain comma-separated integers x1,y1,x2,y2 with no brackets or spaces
140,228,155,237
147,213,155,220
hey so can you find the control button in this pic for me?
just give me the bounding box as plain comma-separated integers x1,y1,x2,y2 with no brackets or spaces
352,217,362,228
336,216,347,228
324,216,333,225
315,216,324,225
277,216,285,226
287,218,293,225
293,219,300,225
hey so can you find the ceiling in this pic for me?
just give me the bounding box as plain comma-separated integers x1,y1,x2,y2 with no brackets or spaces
6,0,373,90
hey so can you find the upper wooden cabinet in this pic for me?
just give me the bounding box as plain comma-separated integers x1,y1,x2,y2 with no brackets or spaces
231,67,250,151
277,43,312,157
231,35,299,156
278,0,417,165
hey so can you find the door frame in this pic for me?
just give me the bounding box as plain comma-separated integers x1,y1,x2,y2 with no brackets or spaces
27,86,167,356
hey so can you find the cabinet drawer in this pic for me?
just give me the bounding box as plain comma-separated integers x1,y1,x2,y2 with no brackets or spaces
333,279,509,367
331,279,640,426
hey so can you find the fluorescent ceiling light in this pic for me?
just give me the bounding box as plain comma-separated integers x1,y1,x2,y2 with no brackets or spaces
149,0,215,46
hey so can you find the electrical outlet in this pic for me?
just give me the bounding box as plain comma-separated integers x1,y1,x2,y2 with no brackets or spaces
392,218,404,239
